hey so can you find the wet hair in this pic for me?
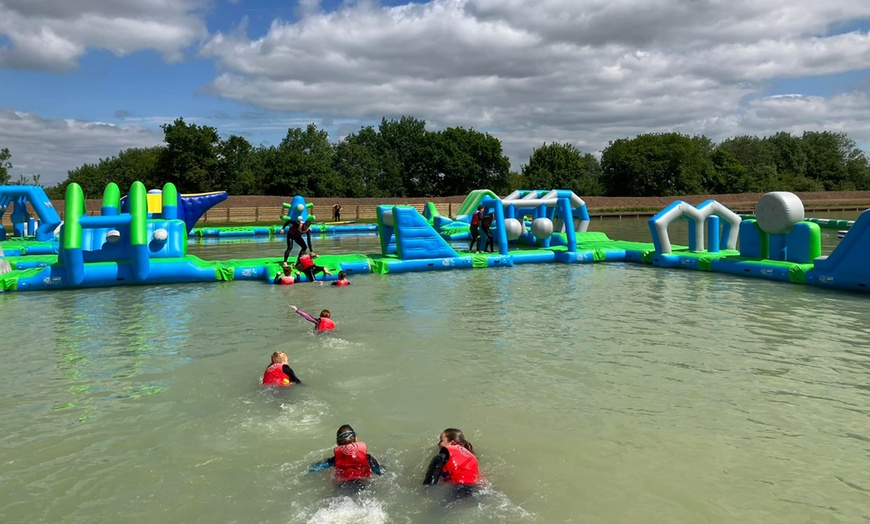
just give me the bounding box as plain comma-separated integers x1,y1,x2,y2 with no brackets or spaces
320,309,331,318
338,271,347,279
271,351,288,364
336,424,356,445
477,205,484,210
282,265,294,276
442,428,473,453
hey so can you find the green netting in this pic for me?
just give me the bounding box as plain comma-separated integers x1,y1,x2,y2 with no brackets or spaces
788,264,811,284
0,267,43,292
471,254,489,268
592,249,606,261
214,264,235,281
370,258,390,274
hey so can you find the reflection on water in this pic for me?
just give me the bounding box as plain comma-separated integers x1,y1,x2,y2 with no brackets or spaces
1,213,868,523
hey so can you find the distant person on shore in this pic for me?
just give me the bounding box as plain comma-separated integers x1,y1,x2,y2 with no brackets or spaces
481,212,495,253
295,252,332,283
261,351,303,387
423,427,480,499
290,305,335,331
331,270,350,287
468,205,484,253
280,216,308,263
333,202,342,222
309,424,383,491
273,263,297,285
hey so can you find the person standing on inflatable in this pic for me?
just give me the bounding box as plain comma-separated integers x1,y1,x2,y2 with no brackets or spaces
468,205,484,253
332,202,342,222
309,424,383,489
480,212,495,253
300,217,316,256
261,351,303,387
290,305,335,331
280,216,308,263
331,270,350,287
423,428,480,497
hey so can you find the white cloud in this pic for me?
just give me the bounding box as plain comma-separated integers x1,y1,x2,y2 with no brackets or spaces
0,0,208,70
0,109,163,185
199,0,870,168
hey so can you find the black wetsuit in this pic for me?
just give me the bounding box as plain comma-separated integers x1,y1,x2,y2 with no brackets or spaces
282,220,308,262
280,364,303,384
423,447,477,498
481,215,494,252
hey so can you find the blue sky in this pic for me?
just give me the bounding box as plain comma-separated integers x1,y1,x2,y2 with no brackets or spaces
1,0,870,186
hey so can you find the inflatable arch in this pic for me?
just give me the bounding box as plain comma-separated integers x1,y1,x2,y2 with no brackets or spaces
650,200,741,254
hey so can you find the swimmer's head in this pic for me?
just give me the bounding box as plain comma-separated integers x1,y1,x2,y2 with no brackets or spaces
440,428,474,453
271,351,288,364
282,265,294,276
338,271,347,279
319,309,331,319
477,205,484,211
336,424,356,445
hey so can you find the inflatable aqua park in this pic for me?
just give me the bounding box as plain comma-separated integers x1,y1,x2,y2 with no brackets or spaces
2,181,870,294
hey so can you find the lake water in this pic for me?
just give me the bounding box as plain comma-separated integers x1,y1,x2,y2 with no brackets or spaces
1,213,868,523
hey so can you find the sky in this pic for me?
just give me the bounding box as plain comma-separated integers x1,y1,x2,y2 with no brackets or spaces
1,0,870,187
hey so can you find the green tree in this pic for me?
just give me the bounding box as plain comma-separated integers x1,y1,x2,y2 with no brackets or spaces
156,118,220,193
378,116,436,196
520,143,602,195
434,127,511,196
0,148,11,185
801,131,863,190
262,124,334,196
333,126,403,197
218,135,257,195
62,146,162,198
717,135,775,191
600,133,710,196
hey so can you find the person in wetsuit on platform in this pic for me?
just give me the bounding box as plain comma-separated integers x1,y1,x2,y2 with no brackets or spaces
280,216,308,263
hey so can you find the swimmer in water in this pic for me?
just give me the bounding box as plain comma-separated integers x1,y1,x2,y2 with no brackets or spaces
309,424,383,491
261,351,302,387
423,427,480,498
290,305,335,331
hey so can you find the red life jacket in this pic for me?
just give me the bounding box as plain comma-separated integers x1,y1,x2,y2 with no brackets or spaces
441,444,479,484
278,276,295,285
262,363,291,387
317,317,335,331
298,255,314,269
334,279,349,287
471,211,482,226
288,222,301,235
333,442,371,481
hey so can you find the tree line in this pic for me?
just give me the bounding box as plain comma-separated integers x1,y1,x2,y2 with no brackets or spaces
2,117,869,199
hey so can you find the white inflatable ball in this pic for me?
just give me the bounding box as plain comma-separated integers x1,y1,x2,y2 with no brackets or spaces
296,216,304,223
106,229,121,243
153,228,169,242
503,218,524,241
531,218,554,240
381,210,394,227
296,203,305,212
755,192,804,235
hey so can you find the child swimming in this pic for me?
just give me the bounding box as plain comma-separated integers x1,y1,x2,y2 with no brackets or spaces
261,351,303,387
273,263,297,285
423,428,480,497
309,424,383,488
290,305,335,331
294,253,332,283
331,271,350,287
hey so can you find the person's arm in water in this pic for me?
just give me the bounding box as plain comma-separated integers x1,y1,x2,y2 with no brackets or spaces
282,364,302,384
308,456,335,472
367,454,384,476
422,447,450,485
290,305,320,326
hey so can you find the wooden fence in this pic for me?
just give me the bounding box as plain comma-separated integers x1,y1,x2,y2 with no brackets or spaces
2,203,867,229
